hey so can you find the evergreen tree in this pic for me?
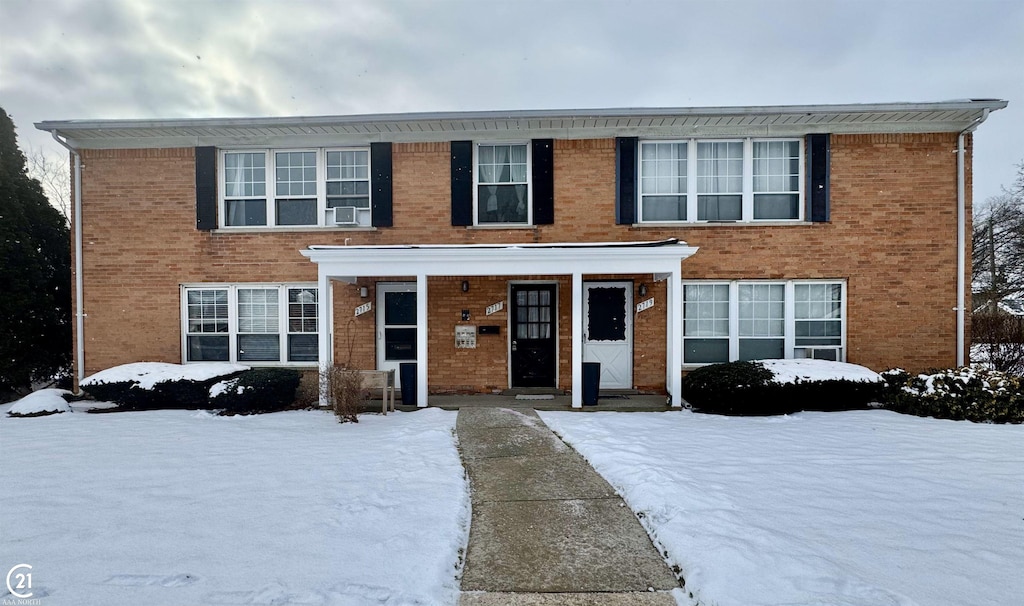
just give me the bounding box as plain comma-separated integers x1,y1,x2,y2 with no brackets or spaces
0,107,71,397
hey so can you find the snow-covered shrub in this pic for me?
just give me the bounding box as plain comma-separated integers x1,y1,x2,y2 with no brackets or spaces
209,368,301,415
7,388,73,417
682,360,885,416
881,367,1024,424
81,362,248,410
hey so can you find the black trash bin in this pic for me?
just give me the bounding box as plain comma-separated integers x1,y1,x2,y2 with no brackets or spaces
582,362,601,406
399,363,417,406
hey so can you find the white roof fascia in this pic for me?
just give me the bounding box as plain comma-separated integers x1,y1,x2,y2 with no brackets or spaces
37,100,1008,150
300,240,700,278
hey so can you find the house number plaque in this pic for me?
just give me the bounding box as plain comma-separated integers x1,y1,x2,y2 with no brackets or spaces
354,302,372,317
635,298,655,314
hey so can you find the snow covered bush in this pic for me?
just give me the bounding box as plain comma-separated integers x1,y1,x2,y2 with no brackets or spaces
7,388,73,417
881,367,1024,424
682,359,885,416
209,368,302,415
81,362,248,410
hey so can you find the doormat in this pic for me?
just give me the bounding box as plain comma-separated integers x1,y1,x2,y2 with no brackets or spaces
515,394,555,400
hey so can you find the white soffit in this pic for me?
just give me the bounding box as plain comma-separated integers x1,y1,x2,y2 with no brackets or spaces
36,100,1008,149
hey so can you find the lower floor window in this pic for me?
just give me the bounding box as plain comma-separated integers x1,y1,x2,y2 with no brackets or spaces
683,280,845,364
183,284,318,364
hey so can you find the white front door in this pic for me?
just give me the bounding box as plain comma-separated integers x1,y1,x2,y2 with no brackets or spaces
376,282,417,388
583,281,633,389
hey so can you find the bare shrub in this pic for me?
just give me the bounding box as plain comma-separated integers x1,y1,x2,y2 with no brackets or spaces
322,367,364,423
972,311,1024,376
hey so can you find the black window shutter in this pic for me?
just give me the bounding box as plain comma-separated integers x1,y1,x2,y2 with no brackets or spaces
807,134,830,222
616,137,638,225
451,140,473,226
195,146,217,230
532,139,554,224
370,142,393,227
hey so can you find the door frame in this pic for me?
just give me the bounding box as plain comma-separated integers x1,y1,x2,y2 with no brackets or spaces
507,280,560,389
582,280,634,390
376,281,417,387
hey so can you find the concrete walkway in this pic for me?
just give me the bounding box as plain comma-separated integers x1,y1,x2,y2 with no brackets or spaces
456,408,679,605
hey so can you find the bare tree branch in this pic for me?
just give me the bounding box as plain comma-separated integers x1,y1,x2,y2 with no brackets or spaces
25,145,71,223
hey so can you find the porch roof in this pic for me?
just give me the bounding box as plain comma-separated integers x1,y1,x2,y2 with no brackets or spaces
300,238,699,278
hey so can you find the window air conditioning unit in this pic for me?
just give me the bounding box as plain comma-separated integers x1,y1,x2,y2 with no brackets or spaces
794,347,840,362
332,206,358,225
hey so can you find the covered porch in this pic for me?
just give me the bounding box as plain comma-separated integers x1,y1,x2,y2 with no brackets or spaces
300,239,698,408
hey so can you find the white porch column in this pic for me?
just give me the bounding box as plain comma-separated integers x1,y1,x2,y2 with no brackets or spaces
416,274,429,407
571,272,584,408
317,271,333,407
667,269,683,407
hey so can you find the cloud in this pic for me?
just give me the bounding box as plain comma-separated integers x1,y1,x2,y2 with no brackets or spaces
1,0,1021,202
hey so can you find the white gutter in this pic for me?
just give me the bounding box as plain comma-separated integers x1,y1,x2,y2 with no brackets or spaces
957,108,991,367
50,132,85,387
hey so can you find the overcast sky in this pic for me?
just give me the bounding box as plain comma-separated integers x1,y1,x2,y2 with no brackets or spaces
1,0,1021,204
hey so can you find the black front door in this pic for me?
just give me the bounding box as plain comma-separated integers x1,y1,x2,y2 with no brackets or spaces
511,285,557,387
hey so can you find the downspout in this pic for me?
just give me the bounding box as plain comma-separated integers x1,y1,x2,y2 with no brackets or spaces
50,132,85,387
957,108,990,367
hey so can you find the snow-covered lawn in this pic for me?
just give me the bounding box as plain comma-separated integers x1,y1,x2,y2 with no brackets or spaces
0,406,469,605
540,410,1024,606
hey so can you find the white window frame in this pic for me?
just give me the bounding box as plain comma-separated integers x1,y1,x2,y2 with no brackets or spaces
325,147,372,227
221,150,269,228
681,279,846,366
638,138,804,224
473,141,533,226
271,149,319,227
181,283,319,366
218,148,371,229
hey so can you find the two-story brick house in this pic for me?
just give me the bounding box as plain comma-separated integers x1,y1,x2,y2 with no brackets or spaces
37,100,1006,407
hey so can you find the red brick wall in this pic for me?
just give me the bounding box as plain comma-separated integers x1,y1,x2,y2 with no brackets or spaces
74,133,969,388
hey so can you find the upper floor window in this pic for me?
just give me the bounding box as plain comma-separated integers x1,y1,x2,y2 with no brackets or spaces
221,149,370,228
753,140,801,220
639,138,803,223
475,143,530,225
326,150,370,225
224,152,267,226
274,151,317,226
